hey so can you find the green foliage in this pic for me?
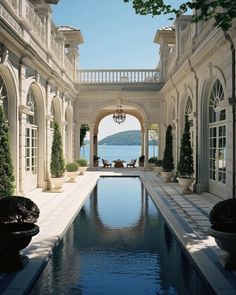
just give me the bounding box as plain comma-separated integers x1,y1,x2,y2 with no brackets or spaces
124,0,236,31
0,196,40,224
209,199,236,226
66,162,78,172
148,156,158,163
139,155,145,161
155,159,162,167
80,124,89,147
177,114,194,177
50,122,65,177
77,158,88,167
162,125,174,172
99,130,156,146
94,155,100,161
0,105,14,198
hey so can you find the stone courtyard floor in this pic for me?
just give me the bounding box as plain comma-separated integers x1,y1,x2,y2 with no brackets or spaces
0,169,236,295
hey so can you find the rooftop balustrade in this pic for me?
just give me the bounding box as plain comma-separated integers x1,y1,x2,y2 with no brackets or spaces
0,0,75,82
78,69,159,84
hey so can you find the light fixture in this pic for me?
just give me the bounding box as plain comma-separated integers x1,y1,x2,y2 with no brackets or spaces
113,104,126,124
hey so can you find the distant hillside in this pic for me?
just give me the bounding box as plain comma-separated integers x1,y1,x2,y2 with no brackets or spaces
99,130,156,145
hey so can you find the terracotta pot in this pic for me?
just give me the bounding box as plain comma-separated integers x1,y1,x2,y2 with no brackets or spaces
209,224,236,270
0,223,39,271
161,171,173,183
177,177,194,193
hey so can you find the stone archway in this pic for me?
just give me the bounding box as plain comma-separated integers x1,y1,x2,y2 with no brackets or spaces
0,65,19,193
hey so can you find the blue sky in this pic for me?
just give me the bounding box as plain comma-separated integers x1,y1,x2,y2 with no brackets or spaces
53,0,188,139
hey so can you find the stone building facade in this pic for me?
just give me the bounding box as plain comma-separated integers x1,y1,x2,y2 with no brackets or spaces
0,0,236,199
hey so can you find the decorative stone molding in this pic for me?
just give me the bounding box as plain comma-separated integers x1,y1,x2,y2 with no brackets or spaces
0,45,9,64
46,114,54,122
19,105,33,116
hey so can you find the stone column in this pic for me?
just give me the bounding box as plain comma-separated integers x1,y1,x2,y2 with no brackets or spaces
141,131,145,156
158,124,165,160
94,134,98,156
89,123,95,168
144,125,149,170
74,123,81,160
67,45,79,81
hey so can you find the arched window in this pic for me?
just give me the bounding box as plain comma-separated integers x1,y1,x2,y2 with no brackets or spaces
26,88,37,125
185,96,193,147
185,96,192,115
208,79,226,184
0,74,8,117
50,103,55,129
25,88,37,174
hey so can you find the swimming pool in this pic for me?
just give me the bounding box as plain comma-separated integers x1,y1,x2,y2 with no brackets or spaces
30,177,214,294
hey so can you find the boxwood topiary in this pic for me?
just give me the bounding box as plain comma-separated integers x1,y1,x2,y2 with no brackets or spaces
77,158,88,167
66,162,78,172
0,196,40,224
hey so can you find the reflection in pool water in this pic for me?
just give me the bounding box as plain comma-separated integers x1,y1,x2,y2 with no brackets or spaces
30,177,214,295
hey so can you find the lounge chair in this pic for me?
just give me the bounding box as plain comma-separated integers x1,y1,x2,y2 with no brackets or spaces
102,159,112,168
127,159,136,168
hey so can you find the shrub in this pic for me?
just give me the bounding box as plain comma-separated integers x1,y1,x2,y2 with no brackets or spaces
148,156,158,163
77,158,88,167
162,125,174,172
94,155,100,161
50,122,65,177
209,199,236,226
155,159,163,167
177,114,194,177
139,155,145,162
0,196,40,224
66,162,78,172
0,105,14,198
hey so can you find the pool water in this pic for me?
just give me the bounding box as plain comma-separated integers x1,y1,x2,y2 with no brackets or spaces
30,177,213,295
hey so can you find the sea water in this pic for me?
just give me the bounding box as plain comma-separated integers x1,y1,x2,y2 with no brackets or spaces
80,144,158,163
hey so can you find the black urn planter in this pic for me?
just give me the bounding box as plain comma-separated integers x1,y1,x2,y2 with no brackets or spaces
209,224,236,270
0,223,39,272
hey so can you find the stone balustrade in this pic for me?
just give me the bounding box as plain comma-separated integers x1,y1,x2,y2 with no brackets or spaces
78,69,159,83
1,0,74,81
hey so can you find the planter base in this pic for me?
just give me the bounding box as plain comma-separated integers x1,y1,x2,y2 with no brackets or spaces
177,177,194,194
161,171,173,183
209,224,236,270
0,223,39,272
0,252,28,272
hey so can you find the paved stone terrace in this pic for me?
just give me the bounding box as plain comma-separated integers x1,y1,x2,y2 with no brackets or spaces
0,170,235,295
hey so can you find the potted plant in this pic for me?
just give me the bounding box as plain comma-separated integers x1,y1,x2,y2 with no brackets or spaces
50,122,65,192
161,125,174,182
153,159,163,175
77,158,88,175
0,196,40,271
66,162,79,183
138,155,145,167
177,114,194,193
208,198,236,270
0,105,14,197
148,156,158,170
94,155,100,167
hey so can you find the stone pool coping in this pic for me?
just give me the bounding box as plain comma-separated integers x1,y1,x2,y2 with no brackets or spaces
0,170,235,294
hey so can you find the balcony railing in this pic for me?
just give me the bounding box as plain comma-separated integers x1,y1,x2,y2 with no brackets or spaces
1,0,74,81
78,69,159,83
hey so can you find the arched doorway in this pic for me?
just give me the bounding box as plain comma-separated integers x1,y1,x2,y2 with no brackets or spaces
24,88,38,191
200,78,227,197
0,69,18,193
208,79,226,196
